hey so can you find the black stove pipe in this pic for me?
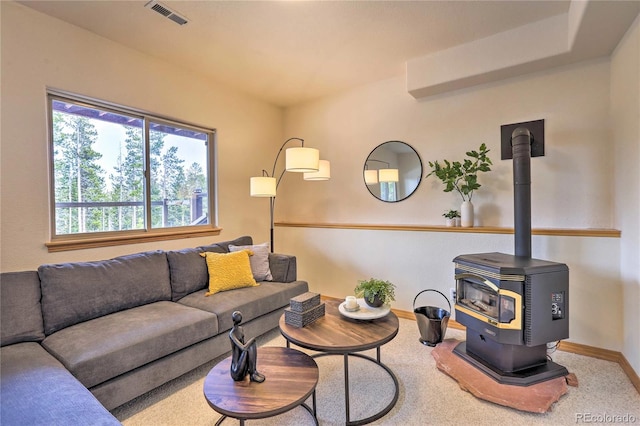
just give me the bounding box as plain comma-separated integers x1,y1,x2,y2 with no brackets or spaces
512,127,532,258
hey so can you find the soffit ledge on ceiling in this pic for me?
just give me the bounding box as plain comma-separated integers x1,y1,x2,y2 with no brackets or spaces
406,0,640,100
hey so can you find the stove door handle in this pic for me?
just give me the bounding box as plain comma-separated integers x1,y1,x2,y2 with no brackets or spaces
454,273,499,292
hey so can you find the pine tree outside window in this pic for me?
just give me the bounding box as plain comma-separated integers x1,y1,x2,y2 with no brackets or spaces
47,91,217,248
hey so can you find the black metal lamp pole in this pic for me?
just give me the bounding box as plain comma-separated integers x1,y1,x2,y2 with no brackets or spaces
265,137,305,253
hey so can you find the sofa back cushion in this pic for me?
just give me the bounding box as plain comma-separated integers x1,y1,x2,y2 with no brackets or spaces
0,271,45,346
268,253,297,283
166,247,209,301
38,251,171,335
167,236,254,301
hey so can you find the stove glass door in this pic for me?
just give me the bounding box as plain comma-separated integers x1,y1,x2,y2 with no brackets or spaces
456,273,515,324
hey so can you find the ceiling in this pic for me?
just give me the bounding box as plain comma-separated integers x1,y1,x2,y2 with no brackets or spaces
17,1,639,107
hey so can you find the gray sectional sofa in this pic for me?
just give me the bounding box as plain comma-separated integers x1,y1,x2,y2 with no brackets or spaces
0,236,309,425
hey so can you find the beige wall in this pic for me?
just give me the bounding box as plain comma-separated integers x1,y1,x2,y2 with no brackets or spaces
0,1,281,271
280,57,624,352
612,15,640,375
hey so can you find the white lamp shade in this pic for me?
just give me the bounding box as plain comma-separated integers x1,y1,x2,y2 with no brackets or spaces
250,176,276,197
304,160,331,181
379,168,399,183
364,169,379,185
286,147,319,172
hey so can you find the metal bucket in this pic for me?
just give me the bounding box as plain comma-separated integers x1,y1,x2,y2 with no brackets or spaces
413,289,451,346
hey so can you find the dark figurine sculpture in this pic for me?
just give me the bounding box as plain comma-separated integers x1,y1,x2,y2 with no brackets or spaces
229,311,265,383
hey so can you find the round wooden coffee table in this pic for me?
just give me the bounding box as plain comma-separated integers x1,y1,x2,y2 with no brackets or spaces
203,346,319,425
279,299,399,425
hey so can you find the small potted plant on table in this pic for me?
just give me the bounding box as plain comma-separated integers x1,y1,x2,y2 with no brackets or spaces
354,278,396,308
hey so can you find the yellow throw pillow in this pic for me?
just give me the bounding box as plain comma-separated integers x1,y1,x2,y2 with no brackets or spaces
200,250,258,296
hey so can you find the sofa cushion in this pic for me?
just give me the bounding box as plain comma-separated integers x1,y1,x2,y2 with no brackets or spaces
167,247,209,301
38,250,171,335
1,342,119,426
166,236,254,301
0,271,45,346
41,301,217,389
229,242,273,281
268,253,297,283
201,250,258,296
178,280,309,332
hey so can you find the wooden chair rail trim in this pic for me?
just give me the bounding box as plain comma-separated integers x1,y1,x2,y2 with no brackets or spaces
276,222,620,238
46,227,222,252
321,296,639,394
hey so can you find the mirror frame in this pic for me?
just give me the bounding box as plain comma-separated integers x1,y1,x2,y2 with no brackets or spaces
363,141,423,203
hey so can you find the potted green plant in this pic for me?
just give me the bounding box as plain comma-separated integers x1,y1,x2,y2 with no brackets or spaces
425,143,492,227
443,209,460,227
354,278,396,308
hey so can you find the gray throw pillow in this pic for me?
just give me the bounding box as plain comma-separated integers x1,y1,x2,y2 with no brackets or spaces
228,242,273,281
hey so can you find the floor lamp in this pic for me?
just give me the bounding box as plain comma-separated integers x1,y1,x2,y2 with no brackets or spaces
250,137,330,252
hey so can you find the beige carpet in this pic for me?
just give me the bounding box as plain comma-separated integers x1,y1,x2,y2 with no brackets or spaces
111,319,640,425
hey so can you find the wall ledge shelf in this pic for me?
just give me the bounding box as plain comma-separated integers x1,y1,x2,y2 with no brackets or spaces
275,222,620,238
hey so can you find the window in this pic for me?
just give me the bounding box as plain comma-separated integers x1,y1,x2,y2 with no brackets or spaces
380,182,397,202
47,91,218,250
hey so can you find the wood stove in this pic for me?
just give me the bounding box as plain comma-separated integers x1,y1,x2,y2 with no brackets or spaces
452,125,569,386
453,252,569,385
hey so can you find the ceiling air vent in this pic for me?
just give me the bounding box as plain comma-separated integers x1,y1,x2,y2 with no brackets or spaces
144,0,188,26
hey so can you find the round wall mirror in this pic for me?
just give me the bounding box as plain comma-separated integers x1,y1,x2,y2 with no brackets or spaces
363,141,423,202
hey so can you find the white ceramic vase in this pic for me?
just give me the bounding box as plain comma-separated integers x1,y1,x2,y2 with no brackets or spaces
461,200,474,227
